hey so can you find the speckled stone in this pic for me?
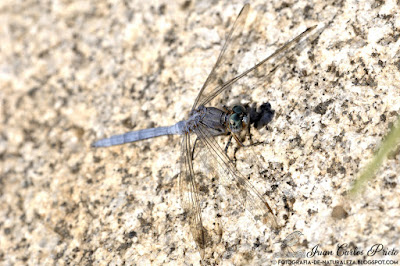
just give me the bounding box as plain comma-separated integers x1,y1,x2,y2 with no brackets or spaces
1,0,399,265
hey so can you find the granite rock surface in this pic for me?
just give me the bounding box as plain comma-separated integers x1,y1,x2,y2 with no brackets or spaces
1,0,399,265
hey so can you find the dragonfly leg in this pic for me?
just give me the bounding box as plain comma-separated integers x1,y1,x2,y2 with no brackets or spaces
232,127,253,148
191,137,202,161
224,135,233,154
232,133,244,147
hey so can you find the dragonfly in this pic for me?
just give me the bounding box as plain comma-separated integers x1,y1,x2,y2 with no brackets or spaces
92,4,316,259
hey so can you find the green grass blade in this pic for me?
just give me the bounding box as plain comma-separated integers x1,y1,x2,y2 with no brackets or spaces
349,116,400,195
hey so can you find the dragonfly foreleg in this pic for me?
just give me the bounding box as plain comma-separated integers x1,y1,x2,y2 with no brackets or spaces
232,133,244,147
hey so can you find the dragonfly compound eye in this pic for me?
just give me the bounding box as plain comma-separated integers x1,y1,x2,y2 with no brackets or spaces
229,113,242,132
232,105,246,115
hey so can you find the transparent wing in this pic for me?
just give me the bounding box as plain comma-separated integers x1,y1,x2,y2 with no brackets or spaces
178,133,207,258
192,4,250,110
194,25,317,108
194,122,279,228
282,231,303,247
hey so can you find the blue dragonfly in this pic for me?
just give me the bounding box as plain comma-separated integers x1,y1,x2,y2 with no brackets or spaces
93,4,315,258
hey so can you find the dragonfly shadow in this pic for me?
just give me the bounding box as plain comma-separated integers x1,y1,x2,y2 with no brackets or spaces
245,102,275,130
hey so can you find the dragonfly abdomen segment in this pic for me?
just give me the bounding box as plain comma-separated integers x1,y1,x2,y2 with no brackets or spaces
92,120,186,147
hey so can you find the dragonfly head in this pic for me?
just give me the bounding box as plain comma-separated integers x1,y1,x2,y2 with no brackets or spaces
229,105,249,133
